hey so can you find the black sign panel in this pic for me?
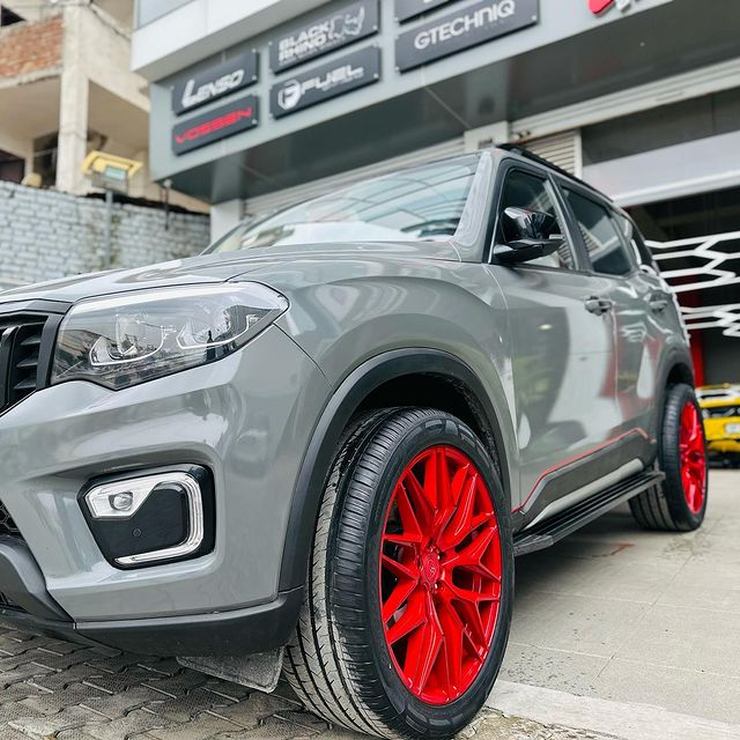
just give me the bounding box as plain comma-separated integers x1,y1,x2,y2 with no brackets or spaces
172,51,258,115
395,0,462,23
172,96,259,155
269,0,379,73
396,0,538,72
270,47,380,119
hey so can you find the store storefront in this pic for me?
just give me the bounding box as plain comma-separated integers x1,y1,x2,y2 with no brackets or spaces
132,0,740,384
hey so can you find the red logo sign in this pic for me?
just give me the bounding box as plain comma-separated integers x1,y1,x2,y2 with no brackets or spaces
172,95,259,155
174,108,253,145
589,0,614,13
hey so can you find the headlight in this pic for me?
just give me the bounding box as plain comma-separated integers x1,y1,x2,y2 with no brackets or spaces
51,283,287,389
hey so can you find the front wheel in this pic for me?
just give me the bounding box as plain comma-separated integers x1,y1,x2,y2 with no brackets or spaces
630,383,708,531
284,408,514,739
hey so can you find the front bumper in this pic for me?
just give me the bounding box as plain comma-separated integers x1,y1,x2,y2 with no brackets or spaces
0,325,328,653
0,534,303,654
707,439,740,454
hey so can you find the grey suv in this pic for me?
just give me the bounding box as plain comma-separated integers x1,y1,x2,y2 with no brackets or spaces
0,147,707,739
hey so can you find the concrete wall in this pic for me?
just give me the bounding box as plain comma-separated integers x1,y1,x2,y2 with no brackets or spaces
0,181,210,286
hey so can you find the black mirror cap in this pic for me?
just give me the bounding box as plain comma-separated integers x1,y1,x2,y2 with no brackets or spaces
494,237,563,265
502,207,558,243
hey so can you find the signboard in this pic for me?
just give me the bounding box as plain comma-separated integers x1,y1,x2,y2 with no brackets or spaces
172,96,259,154
172,51,258,115
269,0,379,73
589,0,637,14
395,0,462,23
396,0,539,72
271,46,380,119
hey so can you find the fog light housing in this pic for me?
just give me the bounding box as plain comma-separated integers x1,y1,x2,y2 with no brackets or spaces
81,466,214,568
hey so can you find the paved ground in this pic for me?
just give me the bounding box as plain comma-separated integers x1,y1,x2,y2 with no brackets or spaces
0,470,737,739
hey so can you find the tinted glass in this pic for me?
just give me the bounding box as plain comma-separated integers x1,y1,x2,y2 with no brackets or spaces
613,212,656,268
209,156,480,253
498,170,574,270
565,190,634,276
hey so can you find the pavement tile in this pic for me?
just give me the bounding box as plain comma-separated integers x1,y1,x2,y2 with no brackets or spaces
657,558,740,611
145,686,235,723
0,661,56,688
9,705,105,737
509,589,649,658
146,713,244,739
82,665,171,694
0,700,46,723
0,728,36,740
0,681,51,705
56,730,108,740
208,690,301,729
79,709,177,739
613,602,740,679
500,641,608,694
83,651,160,674
17,681,110,715
21,646,107,672
202,677,252,702
589,656,740,725
78,685,167,719
217,713,325,738
29,663,103,691
138,668,210,697
0,471,737,740
0,634,48,657
515,540,688,605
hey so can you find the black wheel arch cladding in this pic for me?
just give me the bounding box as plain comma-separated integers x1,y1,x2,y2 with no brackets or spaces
279,348,511,593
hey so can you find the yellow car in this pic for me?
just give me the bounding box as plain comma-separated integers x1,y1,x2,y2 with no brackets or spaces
697,384,740,463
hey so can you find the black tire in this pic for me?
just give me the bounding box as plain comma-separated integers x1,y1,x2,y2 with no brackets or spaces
630,384,708,532
283,408,514,739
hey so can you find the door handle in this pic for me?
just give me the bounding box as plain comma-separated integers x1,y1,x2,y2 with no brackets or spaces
649,292,669,313
584,296,613,316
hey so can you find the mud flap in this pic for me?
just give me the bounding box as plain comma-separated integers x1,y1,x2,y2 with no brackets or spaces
177,647,284,693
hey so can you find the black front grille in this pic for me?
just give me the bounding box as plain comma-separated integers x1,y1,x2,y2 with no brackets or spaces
0,312,54,414
706,405,740,419
0,502,20,537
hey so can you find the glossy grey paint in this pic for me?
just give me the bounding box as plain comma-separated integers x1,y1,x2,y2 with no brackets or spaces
0,149,690,625
0,327,328,619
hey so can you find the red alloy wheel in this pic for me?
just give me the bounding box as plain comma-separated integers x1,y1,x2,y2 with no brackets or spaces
379,445,502,705
679,401,707,514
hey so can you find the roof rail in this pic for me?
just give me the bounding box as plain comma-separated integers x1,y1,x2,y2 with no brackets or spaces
497,143,611,201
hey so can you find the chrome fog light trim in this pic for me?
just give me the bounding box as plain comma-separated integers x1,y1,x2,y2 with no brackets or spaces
84,472,205,566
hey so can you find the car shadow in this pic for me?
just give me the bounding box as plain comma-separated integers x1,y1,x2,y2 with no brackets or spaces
512,503,652,602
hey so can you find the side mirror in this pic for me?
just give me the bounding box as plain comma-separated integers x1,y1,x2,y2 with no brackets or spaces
495,207,564,265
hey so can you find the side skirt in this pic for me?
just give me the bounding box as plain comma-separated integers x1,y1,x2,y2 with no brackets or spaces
513,470,664,556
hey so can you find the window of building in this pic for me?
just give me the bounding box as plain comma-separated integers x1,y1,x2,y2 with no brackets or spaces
0,6,24,25
0,150,24,184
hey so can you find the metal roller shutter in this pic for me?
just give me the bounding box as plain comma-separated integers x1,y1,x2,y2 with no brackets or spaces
244,136,465,217
519,130,583,176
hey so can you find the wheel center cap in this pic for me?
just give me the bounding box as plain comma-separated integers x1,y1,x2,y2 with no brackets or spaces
421,550,440,586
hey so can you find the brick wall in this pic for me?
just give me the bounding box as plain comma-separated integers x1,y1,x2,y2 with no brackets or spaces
0,182,210,285
0,16,63,78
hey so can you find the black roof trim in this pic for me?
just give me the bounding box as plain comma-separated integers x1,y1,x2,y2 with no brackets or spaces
497,143,613,202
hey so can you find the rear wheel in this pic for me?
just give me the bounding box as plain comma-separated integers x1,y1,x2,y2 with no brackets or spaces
630,383,708,531
284,408,514,739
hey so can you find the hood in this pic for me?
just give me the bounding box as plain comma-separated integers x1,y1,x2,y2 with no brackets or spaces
0,240,460,305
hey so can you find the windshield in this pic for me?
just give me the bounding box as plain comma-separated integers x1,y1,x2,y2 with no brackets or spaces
207,154,480,253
